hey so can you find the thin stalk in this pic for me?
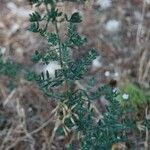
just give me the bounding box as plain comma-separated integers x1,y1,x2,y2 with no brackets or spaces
45,3,63,67
54,21,63,67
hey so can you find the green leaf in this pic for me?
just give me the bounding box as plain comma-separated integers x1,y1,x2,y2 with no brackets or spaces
46,70,50,79
66,23,87,47
47,33,59,46
31,50,42,62
42,51,59,63
69,12,82,23
29,11,41,22
28,22,40,33
44,0,54,5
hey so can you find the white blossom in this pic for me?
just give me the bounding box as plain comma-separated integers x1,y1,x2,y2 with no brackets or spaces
97,0,112,9
35,61,61,78
0,47,6,54
104,71,110,77
113,88,118,93
7,2,17,12
146,0,150,4
114,72,119,77
9,23,19,35
43,61,61,77
105,20,121,33
7,2,33,17
122,93,129,100
92,56,102,70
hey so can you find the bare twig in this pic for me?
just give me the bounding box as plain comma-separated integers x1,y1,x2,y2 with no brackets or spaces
136,0,146,48
142,58,150,82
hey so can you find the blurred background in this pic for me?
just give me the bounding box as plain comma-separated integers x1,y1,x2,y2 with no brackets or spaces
0,0,150,149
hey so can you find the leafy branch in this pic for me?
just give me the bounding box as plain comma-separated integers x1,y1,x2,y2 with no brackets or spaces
28,0,136,149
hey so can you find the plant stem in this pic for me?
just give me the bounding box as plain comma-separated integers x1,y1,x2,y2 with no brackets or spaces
54,21,63,67
45,3,63,67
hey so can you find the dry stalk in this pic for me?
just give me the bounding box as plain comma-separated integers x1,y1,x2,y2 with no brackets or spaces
142,58,150,82
144,128,149,150
138,50,147,83
29,118,52,135
49,117,60,149
3,88,17,106
42,130,51,150
135,0,146,81
0,126,14,150
136,0,146,48
11,98,35,150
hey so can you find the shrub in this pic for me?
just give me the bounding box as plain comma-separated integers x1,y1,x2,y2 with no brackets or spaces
27,0,148,149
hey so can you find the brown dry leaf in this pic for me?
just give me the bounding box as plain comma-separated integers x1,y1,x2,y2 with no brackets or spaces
112,143,126,150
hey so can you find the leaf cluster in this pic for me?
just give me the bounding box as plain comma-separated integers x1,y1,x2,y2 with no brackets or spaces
0,51,21,78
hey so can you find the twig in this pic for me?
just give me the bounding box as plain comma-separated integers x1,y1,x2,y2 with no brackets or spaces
142,58,150,82
3,88,17,106
49,117,60,149
136,0,146,47
29,118,52,135
0,126,14,150
138,50,147,82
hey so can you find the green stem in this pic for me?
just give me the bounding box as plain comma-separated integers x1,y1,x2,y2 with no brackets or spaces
45,3,63,67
